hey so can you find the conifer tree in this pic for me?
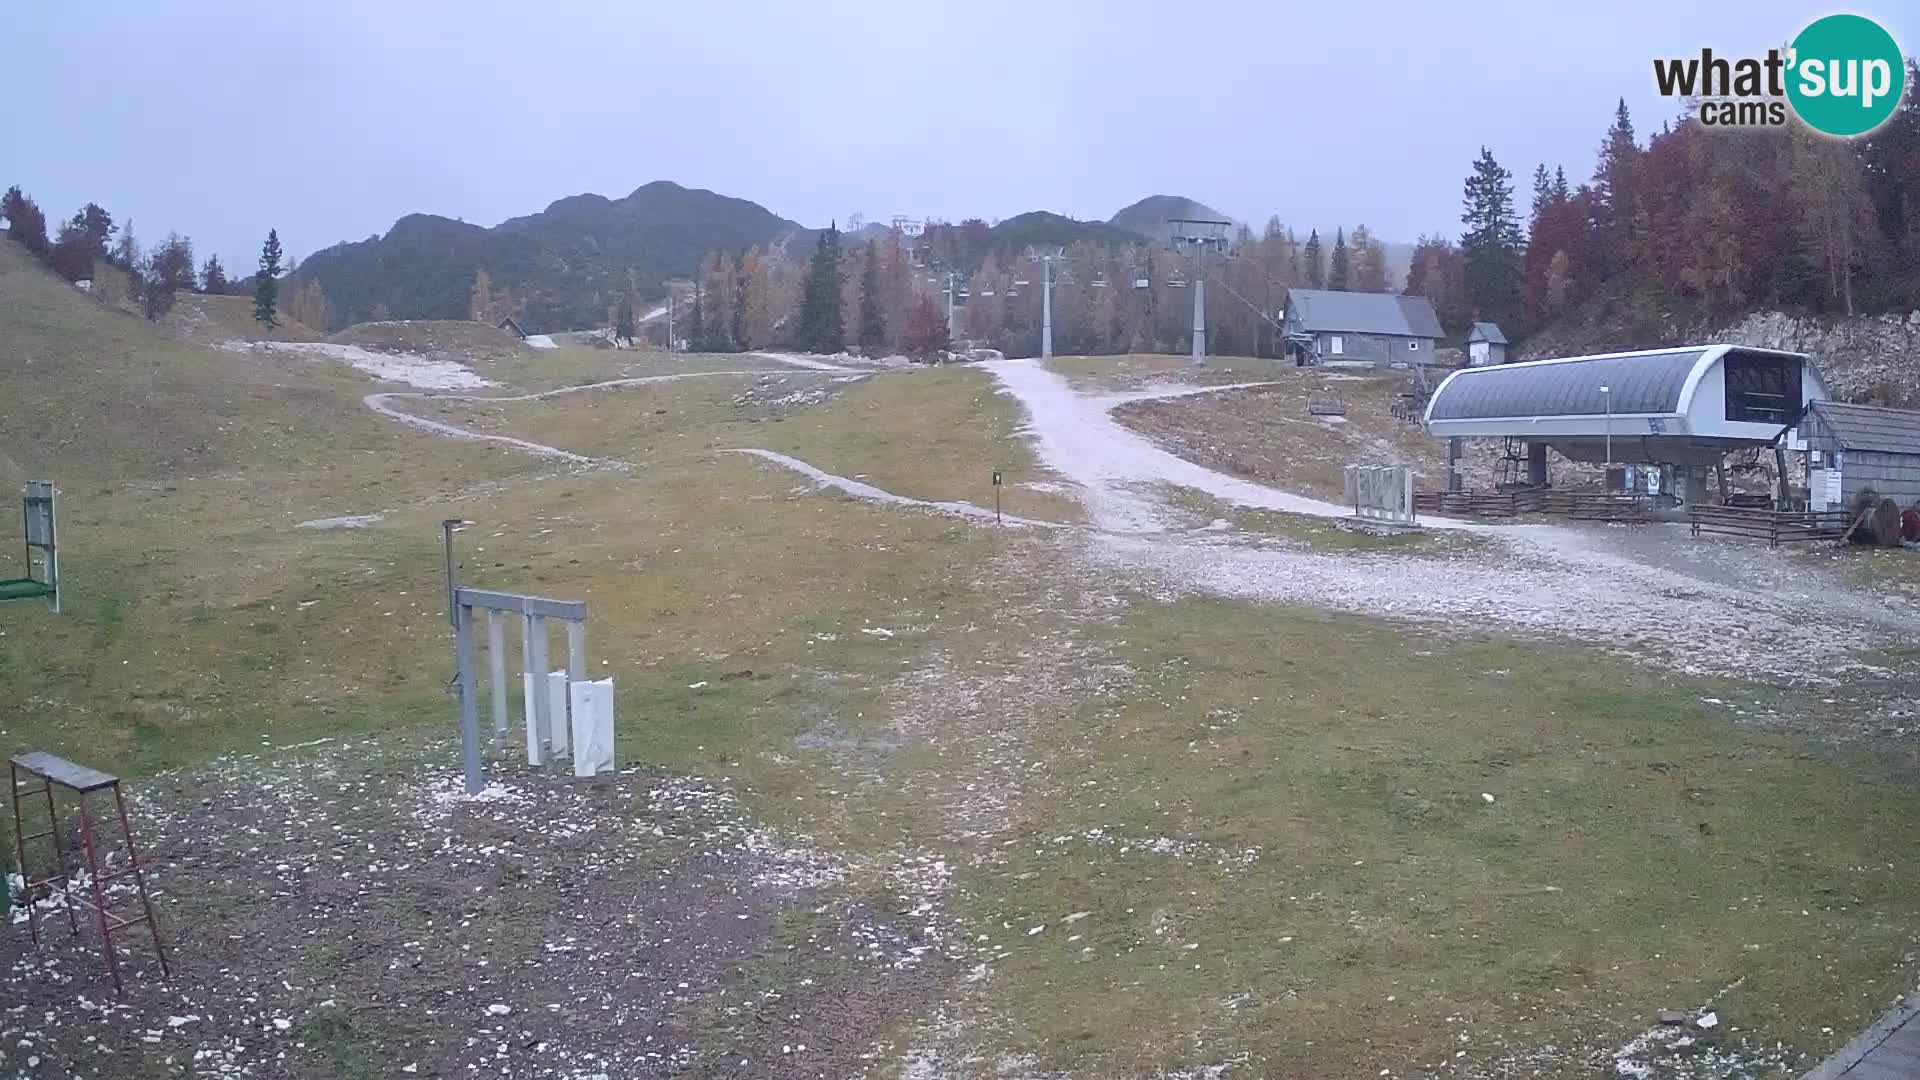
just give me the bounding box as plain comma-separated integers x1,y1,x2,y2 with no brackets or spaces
1328,227,1350,290
1301,229,1325,288
857,239,885,350
797,223,845,353
254,228,282,327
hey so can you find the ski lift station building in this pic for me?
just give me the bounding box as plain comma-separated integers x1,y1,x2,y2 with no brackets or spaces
1422,344,1829,503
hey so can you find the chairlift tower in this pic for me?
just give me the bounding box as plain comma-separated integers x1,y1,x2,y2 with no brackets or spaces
1169,219,1232,366
1023,247,1067,360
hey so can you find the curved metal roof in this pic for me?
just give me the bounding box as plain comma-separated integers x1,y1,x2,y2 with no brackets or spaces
1427,347,1713,421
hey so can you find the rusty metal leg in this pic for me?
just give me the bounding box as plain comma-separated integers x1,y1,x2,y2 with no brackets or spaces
76,796,122,995
8,762,34,946
112,786,168,978
43,779,78,936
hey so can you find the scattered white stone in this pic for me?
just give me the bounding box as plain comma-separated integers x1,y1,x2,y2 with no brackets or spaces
1481,792,1496,804
485,1004,511,1016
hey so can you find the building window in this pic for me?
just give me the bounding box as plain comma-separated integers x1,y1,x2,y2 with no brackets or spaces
1407,341,1420,351
1723,350,1801,424
1328,335,1344,355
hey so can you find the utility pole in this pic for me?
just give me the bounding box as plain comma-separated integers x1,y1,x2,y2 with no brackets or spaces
665,284,674,352
1041,256,1054,360
946,272,957,340
1190,265,1206,365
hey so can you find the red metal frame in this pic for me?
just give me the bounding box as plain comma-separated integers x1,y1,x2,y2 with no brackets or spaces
8,759,168,993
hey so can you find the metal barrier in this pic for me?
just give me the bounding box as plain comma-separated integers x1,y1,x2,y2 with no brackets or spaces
1687,504,1853,547
1344,465,1416,525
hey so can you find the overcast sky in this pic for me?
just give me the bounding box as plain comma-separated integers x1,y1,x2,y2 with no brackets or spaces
6,1,1915,270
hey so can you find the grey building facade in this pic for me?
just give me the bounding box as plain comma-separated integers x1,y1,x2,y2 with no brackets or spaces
1282,289,1442,367
1466,322,1507,366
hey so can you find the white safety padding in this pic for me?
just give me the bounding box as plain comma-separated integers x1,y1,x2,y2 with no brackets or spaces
569,677,616,778
522,672,543,764
545,670,571,757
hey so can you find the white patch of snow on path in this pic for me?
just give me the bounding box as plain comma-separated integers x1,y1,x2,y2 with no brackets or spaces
750,351,858,372
224,340,496,390
724,449,1062,529
363,371,775,466
523,334,558,350
297,514,384,530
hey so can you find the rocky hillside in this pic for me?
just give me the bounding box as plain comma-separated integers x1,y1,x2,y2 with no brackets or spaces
288,181,798,334
1526,306,1920,408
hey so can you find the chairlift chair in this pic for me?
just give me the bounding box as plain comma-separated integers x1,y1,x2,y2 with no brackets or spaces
0,482,59,612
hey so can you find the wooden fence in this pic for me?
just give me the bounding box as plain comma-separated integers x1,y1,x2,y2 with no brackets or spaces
1687,504,1854,547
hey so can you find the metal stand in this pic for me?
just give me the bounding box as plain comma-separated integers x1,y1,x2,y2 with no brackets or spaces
9,752,169,994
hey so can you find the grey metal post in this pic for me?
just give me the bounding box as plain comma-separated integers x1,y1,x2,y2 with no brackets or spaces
442,519,462,628
1191,269,1206,365
528,615,551,759
1600,384,1613,483
521,613,541,765
455,602,482,793
946,272,956,339
1041,257,1053,360
1447,437,1463,493
487,610,508,743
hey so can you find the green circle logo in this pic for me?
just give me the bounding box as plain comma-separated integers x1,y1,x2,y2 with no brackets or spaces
1787,14,1906,137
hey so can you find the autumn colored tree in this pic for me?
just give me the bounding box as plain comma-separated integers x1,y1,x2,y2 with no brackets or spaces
901,294,950,362
1349,224,1388,292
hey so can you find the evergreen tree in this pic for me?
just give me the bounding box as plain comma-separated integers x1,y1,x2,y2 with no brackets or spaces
1531,163,1554,224
50,220,93,282
254,228,282,327
856,239,885,350
1328,227,1350,290
1,186,49,257
76,203,113,258
1460,147,1525,328
796,223,845,354
615,292,636,345
1301,229,1325,288
112,218,139,270
201,254,229,294
1592,98,1639,275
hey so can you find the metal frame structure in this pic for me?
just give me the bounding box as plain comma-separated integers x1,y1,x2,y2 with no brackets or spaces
1,481,59,612
9,751,169,994
452,587,590,793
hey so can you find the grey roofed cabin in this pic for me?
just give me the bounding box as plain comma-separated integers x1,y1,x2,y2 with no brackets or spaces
1800,400,1920,512
1281,289,1442,367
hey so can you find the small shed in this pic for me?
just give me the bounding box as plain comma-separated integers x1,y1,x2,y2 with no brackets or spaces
1801,401,1920,512
496,316,528,339
1466,322,1507,366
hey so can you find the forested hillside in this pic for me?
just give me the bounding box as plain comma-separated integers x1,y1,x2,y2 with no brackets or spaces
286,181,798,332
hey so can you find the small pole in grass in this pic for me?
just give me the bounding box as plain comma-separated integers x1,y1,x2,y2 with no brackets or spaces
442,518,468,628
992,470,1003,524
